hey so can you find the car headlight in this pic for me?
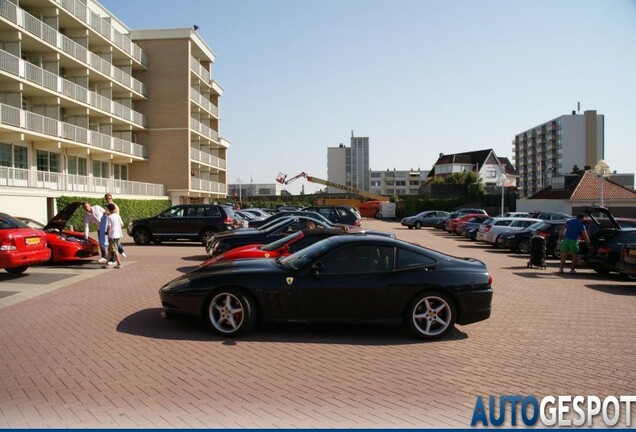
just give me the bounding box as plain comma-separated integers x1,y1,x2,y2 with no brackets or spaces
160,276,191,293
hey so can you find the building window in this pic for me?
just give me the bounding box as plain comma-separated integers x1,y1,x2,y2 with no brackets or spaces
93,160,109,178
36,150,59,172
113,164,128,180
1,143,28,169
489,171,496,178
68,156,87,176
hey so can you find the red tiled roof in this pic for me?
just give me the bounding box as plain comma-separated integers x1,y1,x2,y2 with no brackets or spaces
529,170,636,200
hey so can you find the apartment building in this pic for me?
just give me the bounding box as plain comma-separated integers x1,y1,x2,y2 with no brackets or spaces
0,0,227,221
369,169,430,196
227,182,282,199
327,131,369,194
513,110,604,199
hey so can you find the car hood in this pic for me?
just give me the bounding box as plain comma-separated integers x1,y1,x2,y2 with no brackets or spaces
45,201,83,232
182,258,282,283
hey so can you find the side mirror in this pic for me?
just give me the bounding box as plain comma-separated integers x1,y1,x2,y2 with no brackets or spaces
311,261,325,274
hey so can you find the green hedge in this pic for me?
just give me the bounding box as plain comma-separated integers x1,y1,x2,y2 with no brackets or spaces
57,196,171,232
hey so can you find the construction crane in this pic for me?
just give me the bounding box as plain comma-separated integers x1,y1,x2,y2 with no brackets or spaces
276,172,388,202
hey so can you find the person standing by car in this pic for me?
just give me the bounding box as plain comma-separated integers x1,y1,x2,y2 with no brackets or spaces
104,193,126,258
558,214,591,274
82,201,107,263
103,203,124,269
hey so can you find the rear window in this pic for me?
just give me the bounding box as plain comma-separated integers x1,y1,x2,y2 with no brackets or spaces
0,214,28,229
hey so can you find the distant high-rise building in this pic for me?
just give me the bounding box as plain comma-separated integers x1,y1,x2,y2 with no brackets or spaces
327,131,369,193
513,110,604,198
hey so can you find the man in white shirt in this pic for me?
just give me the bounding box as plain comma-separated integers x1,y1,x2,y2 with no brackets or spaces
82,201,107,262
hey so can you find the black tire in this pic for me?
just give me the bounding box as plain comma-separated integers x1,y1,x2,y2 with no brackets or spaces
518,239,531,254
593,267,610,275
132,227,152,245
205,288,257,337
404,291,456,340
5,266,28,274
414,221,422,230
200,229,216,245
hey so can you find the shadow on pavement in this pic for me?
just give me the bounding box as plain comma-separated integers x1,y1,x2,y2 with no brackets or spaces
116,308,468,346
585,283,636,295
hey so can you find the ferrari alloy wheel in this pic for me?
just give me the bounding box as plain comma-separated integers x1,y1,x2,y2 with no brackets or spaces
206,289,256,337
405,292,456,340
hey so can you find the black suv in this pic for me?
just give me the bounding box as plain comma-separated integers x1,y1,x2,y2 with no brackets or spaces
127,204,235,245
302,206,362,226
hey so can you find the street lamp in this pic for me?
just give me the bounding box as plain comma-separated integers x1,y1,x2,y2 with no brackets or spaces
593,160,611,207
236,177,243,204
498,173,509,216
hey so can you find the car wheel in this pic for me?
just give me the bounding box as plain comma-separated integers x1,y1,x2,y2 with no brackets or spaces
414,221,422,230
132,227,152,245
5,266,28,274
404,292,456,340
518,239,531,254
206,288,256,337
593,268,610,275
200,229,216,245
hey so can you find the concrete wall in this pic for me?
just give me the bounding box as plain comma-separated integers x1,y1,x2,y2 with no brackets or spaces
0,191,49,223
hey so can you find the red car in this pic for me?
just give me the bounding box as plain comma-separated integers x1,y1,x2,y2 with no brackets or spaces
18,202,100,263
200,228,349,267
447,214,485,234
0,213,51,274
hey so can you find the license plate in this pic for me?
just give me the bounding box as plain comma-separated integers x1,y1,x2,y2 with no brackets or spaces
25,237,41,246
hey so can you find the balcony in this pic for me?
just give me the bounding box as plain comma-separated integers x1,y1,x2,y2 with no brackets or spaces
190,118,219,143
190,56,211,85
190,87,219,118
0,103,146,158
55,0,147,67
0,50,147,128
190,177,225,194
190,147,226,170
0,166,165,196
0,1,147,96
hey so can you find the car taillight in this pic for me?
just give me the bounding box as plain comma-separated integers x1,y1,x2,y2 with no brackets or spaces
223,217,234,226
0,238,17,251
488,274,493,287
596,246,613,255
537,231,550,238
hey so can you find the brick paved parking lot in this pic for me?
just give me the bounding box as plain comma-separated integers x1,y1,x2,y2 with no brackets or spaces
1,219,635,428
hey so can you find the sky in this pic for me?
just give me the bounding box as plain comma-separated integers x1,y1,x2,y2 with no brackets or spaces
101,0,636,195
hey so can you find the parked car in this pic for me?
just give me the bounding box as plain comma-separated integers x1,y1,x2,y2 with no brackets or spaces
200,227,395,267
456,215,490,237
206,215,336,256
241,208,273,219
617,242,636,278
576,207,636,274
401,211,450,230
248,210,337,229
160,235,493,340
0,212,51,274
303,206,362,226
476,217,542,246
527,211,572,221
17,202,100,263
496,220,565,257
497,211,530,218
438,208,488,230
446,213,486,234
127,204,236,245
277,205,304,212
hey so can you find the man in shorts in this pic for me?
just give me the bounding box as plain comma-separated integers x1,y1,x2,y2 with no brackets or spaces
558,214,591,274
103,203,124,269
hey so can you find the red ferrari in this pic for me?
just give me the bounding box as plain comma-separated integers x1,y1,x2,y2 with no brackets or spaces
0,212,51,274
200,228,353,267
18,202,100,263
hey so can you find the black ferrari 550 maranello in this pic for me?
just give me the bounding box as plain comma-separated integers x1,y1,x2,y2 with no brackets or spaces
159,236,493,340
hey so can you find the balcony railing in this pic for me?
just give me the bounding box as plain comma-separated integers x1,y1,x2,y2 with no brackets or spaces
0,166,165,196
0,0,147,96
0,103,147,158
190,177,225,194
190,118,219,143
190,87,219,117
55,0,147,67
190,56,211,85
190,147,226,169
0,50,147,128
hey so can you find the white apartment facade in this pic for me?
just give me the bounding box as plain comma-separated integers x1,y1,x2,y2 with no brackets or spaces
326,131,369,194
0,0,227,221
370,169,430,196
513,110,604,198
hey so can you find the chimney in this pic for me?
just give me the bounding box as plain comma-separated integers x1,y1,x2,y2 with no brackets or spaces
584,165,591,171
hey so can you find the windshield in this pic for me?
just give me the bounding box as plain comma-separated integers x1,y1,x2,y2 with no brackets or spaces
278,237,336,270
262,231,302,251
